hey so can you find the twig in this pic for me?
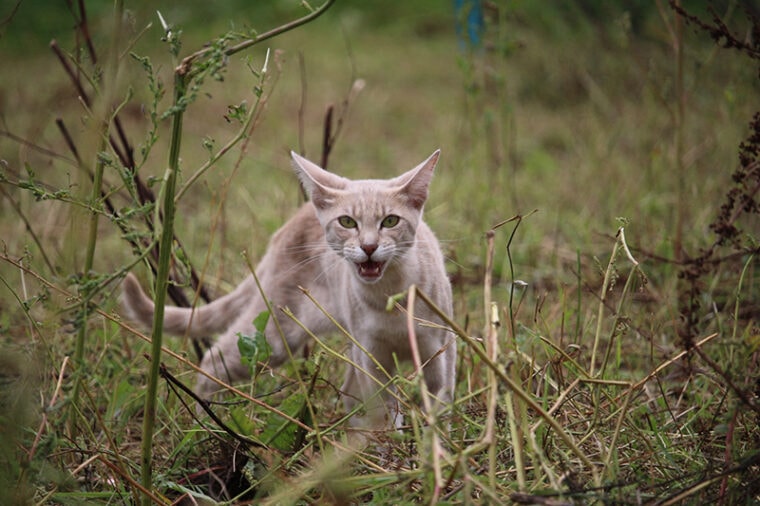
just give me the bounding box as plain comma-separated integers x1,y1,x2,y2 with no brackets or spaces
176,0,336,77
158,361,266,448
97,455,170,505
481,229,501,489
691,345,760,415
0,127,76,166
321,104,334,170
0,185,57,275
413,287,599,481
613,332,719,402
0,250,327,435
405,286,445,505
78,374,142,505
75,0,98,63
297,51,307,158
0,0,22,30
55,118,82,165
174,48,273,202
29,356,69,460
590,236,619,377
617,227,639,266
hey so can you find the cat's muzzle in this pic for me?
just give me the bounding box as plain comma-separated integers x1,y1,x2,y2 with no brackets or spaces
357,260,385,281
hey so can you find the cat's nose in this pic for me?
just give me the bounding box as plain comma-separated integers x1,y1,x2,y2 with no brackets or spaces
361,243,378,258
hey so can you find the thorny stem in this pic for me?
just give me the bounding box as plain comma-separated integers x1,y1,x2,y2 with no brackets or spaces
140,69,185,505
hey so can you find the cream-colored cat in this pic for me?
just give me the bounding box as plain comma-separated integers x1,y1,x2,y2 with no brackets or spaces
122,150,455,427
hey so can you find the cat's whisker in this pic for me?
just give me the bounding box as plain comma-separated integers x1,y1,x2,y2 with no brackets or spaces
312,253,346,284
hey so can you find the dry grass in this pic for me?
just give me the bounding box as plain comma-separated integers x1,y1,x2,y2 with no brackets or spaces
1,1,758,504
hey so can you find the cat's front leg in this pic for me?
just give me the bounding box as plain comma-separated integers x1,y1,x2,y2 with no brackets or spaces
418,332,457,413
195,331,250,400
342,344,403,429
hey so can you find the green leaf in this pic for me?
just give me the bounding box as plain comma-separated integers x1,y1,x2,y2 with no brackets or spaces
229,406,256,436
237,310,271,367
260,392,311,452
253,309,269,333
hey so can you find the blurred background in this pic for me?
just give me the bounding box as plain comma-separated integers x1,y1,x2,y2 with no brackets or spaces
2,1,756,286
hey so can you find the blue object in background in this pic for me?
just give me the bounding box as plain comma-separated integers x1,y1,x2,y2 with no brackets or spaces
454,0,484,48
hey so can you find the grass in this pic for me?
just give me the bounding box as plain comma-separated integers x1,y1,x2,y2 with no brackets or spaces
1,1,759,504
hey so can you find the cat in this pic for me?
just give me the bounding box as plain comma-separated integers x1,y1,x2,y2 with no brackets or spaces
122,150,456,427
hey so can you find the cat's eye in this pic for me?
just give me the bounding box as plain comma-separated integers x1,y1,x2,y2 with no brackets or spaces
381,215,400,228
338,215,357,229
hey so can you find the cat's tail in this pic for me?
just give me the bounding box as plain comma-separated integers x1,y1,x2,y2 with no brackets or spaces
121,272,252,338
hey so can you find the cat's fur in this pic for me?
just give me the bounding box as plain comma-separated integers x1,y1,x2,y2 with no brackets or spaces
122,150,455,426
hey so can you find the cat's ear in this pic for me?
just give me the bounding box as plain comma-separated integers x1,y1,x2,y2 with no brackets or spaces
290,151,348,209
393,149,440,210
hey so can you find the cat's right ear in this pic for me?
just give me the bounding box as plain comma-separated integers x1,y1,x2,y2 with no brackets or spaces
290,151,348,209
391,149,440,210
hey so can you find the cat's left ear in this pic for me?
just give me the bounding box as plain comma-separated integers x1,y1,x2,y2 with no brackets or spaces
291,151,348,209
393,149,440,210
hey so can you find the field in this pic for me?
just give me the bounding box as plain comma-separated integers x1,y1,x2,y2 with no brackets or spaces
1,1,759,504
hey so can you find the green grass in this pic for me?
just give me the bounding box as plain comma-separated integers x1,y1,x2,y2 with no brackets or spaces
1,1,759,504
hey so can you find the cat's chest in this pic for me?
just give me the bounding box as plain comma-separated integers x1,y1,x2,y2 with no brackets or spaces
336,281,404,330
346,305,409,346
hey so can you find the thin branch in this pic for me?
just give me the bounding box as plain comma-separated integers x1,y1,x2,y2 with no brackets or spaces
321,104,334,170
177,0,336,77
0,0,22,31
0,128,76,166
55,118,82,165
297,51,307,158
0,185,59,275
158,362,266,448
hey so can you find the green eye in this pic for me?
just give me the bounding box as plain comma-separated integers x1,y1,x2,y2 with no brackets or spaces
381,215,400,228
338,215,357,228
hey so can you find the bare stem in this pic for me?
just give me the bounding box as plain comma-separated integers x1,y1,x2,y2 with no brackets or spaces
590,236,620,377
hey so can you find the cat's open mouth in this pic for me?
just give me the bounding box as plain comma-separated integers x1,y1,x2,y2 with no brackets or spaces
357,260,385,280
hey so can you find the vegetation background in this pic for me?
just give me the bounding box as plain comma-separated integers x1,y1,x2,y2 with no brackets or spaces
0,0,758,504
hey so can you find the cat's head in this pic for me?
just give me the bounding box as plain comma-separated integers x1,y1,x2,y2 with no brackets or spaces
291,150,440,284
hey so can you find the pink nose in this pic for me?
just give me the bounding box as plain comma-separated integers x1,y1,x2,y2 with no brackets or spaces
361,244,378,257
